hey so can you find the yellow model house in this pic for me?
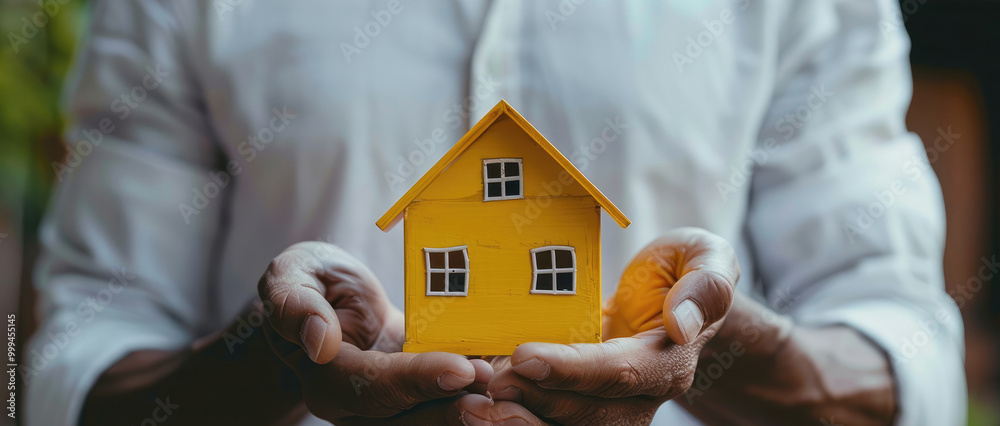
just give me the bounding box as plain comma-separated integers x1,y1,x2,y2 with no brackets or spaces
376,100,629,355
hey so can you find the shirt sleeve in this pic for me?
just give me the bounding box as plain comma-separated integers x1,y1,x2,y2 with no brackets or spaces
747,1,966,425
25,1,221,425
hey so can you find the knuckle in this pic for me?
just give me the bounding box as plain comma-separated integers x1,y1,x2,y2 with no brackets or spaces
593,341,648,397
703,270,736,317
598,361,646,398
661,353,699,399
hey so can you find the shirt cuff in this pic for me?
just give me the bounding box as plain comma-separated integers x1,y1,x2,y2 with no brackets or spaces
801,300,967,426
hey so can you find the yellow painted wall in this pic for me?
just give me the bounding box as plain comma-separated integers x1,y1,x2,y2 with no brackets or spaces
403,115,602,355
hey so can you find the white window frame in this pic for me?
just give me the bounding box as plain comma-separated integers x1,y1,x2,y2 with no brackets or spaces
483,158,524,201
424,245,470,296
530,246,576,295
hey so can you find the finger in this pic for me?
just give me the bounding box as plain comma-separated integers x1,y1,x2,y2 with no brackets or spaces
258,243,345,363
465,358,494,396
657,228,739,345
337,394,491,426
509,336,696,398
280,343,481,417
490,401,551,426
490,363,657,425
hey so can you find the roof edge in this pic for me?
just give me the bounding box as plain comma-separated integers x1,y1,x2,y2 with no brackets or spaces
376,100,630,231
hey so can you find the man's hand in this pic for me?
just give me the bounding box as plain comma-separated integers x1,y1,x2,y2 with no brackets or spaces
258,242,499,424
488,228,740,424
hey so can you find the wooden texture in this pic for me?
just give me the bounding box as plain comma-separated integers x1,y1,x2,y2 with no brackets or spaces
404,198,601,355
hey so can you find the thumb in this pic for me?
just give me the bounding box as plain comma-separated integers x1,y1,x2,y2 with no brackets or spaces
659,228,740,345
258,243,343,364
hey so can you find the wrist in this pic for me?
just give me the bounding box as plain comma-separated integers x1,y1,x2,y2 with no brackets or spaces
702,296,794,361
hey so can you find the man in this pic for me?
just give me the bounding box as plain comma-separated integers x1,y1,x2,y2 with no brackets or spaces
27,0,965,424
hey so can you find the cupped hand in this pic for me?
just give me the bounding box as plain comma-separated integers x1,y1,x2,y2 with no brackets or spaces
488,228,740,425
258,242,498,424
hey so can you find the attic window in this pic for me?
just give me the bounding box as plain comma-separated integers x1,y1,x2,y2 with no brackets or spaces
483,158,523,201
530,246,576,294
425,246,469,296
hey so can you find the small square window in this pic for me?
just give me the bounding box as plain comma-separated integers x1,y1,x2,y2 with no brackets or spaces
535,251,552,270
555,250,573,268
530,246,576,294
486,163,502,179
448,250,465,269
483,158,523,201
536,273,553,291
504,162,520,177
425,246,469,296
505,180,520,197
448,273,466,292
430,272,446,292
429,252,445,269
556,272,574,291
487,182,502,198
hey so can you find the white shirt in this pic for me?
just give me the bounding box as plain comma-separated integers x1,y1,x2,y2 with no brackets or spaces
28,0,966,424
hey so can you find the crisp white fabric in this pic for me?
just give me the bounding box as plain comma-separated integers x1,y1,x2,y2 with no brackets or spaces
27,0,965,425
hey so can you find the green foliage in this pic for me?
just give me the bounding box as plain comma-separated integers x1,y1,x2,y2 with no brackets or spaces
0,0,87,211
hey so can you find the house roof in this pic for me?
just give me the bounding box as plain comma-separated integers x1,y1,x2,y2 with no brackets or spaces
376,100,631,231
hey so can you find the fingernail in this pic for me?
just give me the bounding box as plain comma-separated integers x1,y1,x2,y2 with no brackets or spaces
460,396,493,426
438,372,470,391
673,299,705,344
300,315,327,362
512,358,550,380
491,385,522,402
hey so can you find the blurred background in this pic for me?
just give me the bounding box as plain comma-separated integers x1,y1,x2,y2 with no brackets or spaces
0,0,997,424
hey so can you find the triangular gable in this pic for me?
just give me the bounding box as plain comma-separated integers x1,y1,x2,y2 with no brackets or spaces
377,100,630,231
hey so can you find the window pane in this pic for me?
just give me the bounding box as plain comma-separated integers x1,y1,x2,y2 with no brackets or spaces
448,250,465,269
505,161,520,177
535,251,552,270
536,273,553,291
556,272,574,291
448,273,466,292
430,272,445,292
504,180,520,197
428,252,445,269
487,182,502,198
555,249,573,268
486,162,501,179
